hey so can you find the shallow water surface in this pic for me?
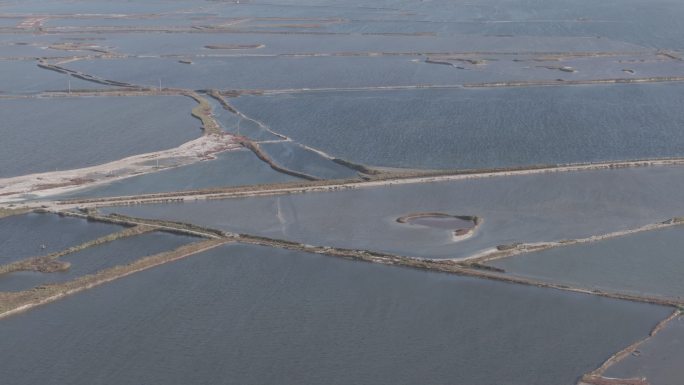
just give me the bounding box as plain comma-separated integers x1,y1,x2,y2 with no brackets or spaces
490,225,684,300
232,84,684,170
0,96,200,178
0,213,121,265
604,315,684,385
0,243,670,385
0,231,198,292
103,166,684,259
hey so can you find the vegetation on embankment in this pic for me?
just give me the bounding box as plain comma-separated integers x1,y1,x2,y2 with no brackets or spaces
0,238,229,319
0,225,153,275
185,91,223,135
0,207,31,219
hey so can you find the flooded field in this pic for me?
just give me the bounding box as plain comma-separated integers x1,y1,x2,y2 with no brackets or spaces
0,213,121,265
231,84,684,170
3,0,684,383
0,243,670,385
0,96,200,178
0,231,197,292
103,166,684,259
0,60,99,94
490,226,684,300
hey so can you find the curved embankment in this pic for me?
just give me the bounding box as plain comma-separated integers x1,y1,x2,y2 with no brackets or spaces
0,238,229,320
578,310,682,385
0,225,153,275
209,90,373,179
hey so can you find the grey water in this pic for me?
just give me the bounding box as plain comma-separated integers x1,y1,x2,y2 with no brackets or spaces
0,95,199,178
71,32,642,58
490,226,684,300
605,315,684,385
0,60,101,94
102,166,684,259
56,149,300,199
65,56,463,90
0,213,122,265
231,84,684,170
0,231,197,292
0,243,671,385
259,141,360,180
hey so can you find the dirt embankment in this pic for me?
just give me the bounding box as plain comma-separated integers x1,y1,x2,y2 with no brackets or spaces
0,238,229,319
0,90,240,203
464,76,684,88
206,90,322,180
79,211,684,308
0,207,30,219
463,217,684,266
40,156,684,211
0,225,153,275
579,310,682,385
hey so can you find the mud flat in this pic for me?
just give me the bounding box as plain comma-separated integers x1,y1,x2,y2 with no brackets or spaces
230,83,684,170
0,95,200,178
0,242,671,385
489,225,684,301
100,165,684,259
0,212,122,265
0,230,198,292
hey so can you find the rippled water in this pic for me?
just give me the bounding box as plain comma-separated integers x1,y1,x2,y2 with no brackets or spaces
0,213,121,265
605,315,684,385
0,243,670,385
490,226,684,300
231,84,684,170
103,166,684,259
0,231,198,292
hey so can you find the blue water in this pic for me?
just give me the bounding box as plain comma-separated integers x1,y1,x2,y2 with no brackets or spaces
0,243,670,385
0,95,200,178
56,149,300,199
0,213,122,265
102,166,684,259
232,84,684,170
